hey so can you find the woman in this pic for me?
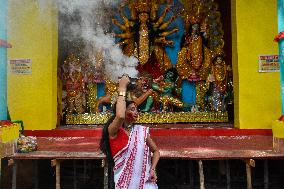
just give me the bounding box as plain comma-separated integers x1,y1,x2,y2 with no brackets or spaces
100,75,160,189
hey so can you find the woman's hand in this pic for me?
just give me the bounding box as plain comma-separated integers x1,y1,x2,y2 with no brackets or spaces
146,135,160,183
118,74,130,91
108,74,130,137
149,169,157,182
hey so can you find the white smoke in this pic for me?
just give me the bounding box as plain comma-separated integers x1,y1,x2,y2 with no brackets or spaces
9,0,139,82
57,0,139,82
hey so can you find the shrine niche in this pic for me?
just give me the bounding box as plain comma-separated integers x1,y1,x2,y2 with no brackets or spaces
57,0,233,125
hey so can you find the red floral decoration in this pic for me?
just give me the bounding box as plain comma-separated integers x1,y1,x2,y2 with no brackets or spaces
274,31,284,42
0,120,12,126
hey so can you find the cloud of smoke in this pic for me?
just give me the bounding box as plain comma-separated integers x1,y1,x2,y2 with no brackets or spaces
10,0,139,82
57,0,139,82
9,0,138,81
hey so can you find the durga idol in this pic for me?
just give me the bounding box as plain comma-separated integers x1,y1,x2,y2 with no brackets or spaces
113,0,179,78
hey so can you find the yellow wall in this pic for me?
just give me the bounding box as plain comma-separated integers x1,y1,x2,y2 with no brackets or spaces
232,0,280,129
7,0,58,130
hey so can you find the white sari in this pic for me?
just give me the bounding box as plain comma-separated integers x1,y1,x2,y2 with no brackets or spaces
113,125,158,189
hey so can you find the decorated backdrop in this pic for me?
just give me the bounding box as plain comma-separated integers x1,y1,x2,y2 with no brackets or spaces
57,0,233,125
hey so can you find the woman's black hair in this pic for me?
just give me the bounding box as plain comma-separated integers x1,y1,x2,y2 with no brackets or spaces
99,100,135,189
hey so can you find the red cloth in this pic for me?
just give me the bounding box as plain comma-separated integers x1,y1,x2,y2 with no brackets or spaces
109,128,129,157
136,53,164,79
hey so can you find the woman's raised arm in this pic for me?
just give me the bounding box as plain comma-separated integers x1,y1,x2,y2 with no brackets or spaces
108,75,130,137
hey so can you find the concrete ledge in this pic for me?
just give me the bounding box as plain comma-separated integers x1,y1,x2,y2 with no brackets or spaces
273,137,284,153
272,120,284,152
272,120,284,138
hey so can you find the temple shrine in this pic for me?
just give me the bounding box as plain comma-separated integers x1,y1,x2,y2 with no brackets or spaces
1,0,284,188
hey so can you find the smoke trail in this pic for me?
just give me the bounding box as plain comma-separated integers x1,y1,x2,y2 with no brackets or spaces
57,0,139,82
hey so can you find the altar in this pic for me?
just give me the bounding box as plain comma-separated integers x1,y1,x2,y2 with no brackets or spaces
56,0,233,126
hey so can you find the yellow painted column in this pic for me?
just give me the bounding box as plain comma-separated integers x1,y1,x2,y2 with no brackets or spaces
7,1,58,130
232,0,279,129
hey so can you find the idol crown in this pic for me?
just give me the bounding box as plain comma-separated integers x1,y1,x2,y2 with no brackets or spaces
134,0,151,13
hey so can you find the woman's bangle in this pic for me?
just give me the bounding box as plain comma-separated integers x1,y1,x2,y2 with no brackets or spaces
118,91,126,97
